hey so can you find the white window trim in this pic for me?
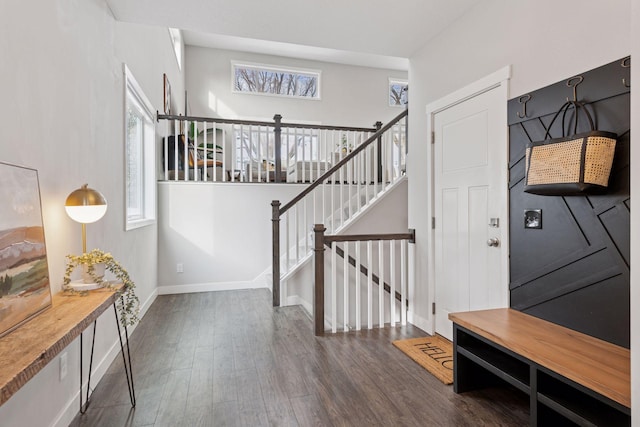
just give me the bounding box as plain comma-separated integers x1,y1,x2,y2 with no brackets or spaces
231,61,322,100
389,78,408,107
168,28,182,71
123,64,156,231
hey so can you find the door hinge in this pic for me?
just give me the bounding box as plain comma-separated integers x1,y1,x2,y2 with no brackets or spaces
432,217,435,229
431,131,435,144
432,302,436,315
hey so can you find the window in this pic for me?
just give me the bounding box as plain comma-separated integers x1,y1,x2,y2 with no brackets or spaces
168,28,182,70
389,79,408,107
232,62,321,99
124,64,156,230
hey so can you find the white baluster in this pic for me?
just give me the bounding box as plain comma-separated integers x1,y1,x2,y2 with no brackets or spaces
356,150,361,213
331,242,337,333
238,125,244,181
294,205,299,262
390,240,396,327
222,123,227,182
343,241,349,332
401,239,407,326
201,121,207,182
367,240,373,329
339,144,344,228
164,120,169,180
355,241,361,331
378,240,384,328
285,211,290,272
183,120,189,181
303,197,308,255
174,120,179,181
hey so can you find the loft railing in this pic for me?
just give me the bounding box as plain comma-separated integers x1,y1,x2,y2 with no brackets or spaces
312,226,415,335
271,109,408,306
156,113,380,183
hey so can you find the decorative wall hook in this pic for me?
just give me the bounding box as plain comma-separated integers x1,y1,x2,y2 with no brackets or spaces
517,94,531,118
566,76,584,102
622,56,630,88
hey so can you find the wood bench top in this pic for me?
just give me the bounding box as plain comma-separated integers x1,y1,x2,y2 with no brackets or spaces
0,287,120,407
449,308,630,409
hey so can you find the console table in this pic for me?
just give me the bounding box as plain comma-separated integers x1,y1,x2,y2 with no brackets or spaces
0,287,135,411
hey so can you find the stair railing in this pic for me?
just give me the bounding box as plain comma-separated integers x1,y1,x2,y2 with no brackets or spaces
313,225,415,335
156,113,377,183
272,109,408,306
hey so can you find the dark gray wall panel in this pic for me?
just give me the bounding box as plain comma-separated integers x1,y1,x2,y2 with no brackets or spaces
508,58,630,348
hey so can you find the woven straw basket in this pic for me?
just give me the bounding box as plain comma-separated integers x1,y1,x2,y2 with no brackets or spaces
524,101,617,195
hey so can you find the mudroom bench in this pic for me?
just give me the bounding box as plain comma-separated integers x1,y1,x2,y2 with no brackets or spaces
449,308,630,426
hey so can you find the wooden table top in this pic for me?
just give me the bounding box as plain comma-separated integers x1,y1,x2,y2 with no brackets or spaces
449,308,630,408
0,288,120,406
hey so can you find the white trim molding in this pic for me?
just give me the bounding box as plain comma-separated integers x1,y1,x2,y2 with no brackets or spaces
424,65,511,336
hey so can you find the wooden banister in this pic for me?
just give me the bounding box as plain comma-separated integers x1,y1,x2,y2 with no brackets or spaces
279,109,408,215
325,230,415,244
156,113,377,133
313,227,414,335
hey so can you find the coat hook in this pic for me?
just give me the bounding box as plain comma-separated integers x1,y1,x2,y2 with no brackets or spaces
516,94,531,118
622,56,630,88
566,76,583,102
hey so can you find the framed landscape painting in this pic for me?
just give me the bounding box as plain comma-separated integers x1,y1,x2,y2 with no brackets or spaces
0,162,52,338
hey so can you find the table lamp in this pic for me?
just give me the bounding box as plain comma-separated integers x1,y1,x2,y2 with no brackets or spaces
65,184,108,254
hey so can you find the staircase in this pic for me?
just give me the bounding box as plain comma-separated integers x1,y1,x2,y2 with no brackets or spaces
271,109,409,332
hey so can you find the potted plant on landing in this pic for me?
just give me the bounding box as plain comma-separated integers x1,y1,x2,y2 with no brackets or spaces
338,134,353,154
63,249,140,327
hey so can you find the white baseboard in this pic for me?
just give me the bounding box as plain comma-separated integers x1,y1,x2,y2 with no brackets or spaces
157,281,268,295
408,310,432,335
284,294,312,316
52,288,158,427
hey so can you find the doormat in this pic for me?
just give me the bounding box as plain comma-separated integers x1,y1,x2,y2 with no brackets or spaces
392,335,454,385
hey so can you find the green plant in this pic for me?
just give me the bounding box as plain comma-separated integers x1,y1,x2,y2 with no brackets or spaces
63,249,140,327
337,134,353,153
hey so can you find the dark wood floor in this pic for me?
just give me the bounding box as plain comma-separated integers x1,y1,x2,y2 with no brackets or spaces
70,289,528,426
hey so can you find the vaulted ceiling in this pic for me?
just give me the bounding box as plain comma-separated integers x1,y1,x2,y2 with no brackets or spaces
106,0,481,70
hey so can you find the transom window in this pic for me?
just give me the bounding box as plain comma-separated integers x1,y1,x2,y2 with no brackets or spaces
232,62,321,99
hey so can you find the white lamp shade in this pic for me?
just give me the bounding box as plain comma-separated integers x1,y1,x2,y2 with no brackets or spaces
65,204,107,224
65,184,108,224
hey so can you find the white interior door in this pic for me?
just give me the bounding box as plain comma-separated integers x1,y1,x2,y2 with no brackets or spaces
433,85,507,341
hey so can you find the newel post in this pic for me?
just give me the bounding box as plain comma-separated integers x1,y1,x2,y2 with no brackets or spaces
313,224,326,336
375,121,383,183
273,114,282,183
272,200,281,307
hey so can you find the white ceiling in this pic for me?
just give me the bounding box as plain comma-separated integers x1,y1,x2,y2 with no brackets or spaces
106,0,482,70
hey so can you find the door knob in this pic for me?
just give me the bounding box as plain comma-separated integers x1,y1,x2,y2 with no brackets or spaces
487,238,500,247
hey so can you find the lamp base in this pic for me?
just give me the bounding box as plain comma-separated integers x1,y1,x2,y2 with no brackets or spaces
68,280,102,291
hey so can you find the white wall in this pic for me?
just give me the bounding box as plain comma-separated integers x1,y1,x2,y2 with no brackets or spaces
409,0,637,418
631,1,639,422
0,1,183,425
157,182,308,292
185,46,407,128
407,0,631,333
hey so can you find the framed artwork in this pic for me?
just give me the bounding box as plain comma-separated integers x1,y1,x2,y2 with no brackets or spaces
163,73,171,115
524,209,542,229
0,162,52,337
389,79,408,107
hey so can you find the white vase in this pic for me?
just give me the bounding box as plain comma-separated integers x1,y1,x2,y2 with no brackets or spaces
81,262,105,284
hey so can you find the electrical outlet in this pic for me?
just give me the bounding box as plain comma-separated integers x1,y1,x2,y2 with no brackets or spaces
176,263,183,273
59,352,68,381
